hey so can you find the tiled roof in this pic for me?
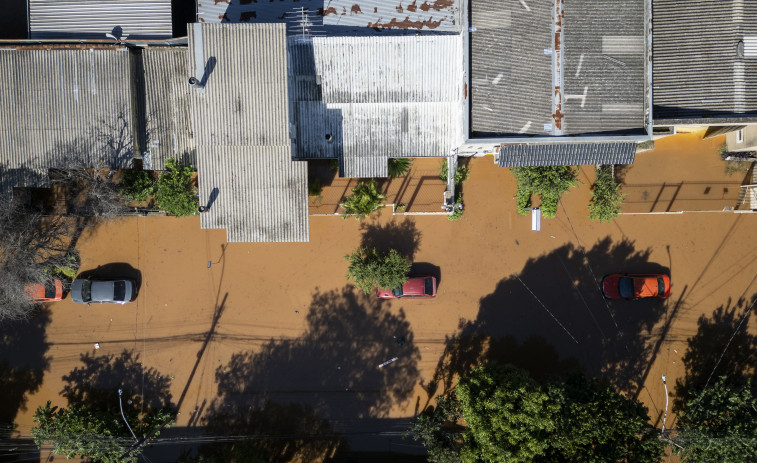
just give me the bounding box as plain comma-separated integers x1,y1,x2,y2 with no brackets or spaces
497,142,637,167
653,0,757,120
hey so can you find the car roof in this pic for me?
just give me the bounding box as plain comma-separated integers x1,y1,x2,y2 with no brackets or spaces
403,276,431,295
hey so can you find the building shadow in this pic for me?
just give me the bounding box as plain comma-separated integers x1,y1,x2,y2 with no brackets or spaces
0,309,50,462
426,237,668,407
674,294,757,413
182,286,421,462
360,219,422,260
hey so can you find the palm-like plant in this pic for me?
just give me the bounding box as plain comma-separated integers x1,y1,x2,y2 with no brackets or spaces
388,158,413,178
340,179,386,220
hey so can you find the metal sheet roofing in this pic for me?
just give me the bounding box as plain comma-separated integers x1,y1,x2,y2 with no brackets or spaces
497,142,637,167
0,47,134,197
288,34,465,178
470,0,646,136
653,0,757,120
190,23,309,242
197,0,461,34
197,146,309,243
142,47,194,170
29,0,172,40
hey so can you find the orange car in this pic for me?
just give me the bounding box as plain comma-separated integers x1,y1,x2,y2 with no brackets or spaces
24,279,64,303
601,274,671,300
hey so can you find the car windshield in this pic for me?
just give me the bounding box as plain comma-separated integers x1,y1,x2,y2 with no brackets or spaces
113,281,126,302
81,280,92,302
424,278,434,296
44,281,57,299
657,278,666,297
618,277,635,298
392,287,404,297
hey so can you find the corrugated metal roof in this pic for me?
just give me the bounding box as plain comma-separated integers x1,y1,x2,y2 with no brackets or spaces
288,34,465,178
653,0,757,120
0,47,134,197
142,47,194,170
190,23,309,242
197,146,309,243
471,0,646,136
497,142,637,167
29,0,172,40
197,0,461,34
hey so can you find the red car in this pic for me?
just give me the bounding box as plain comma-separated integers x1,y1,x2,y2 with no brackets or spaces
24,279,64,303
377,275,437,299
602,274,671,300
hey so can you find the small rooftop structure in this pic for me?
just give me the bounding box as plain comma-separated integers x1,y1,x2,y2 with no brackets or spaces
470,0,647,137
497,142,637,167
189,23,309,243
28,0,173,40
288,34,465,178
653,0,757,123
0,46,134,197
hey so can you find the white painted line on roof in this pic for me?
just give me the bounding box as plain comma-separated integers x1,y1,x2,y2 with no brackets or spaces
734,62,745,113
492,73,503,85
565,86,588,108
519,121,532,133
518,0,531,11
574,54,584,78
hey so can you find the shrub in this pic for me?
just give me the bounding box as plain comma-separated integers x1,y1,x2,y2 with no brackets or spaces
448,193,463,221
511,166,580,219
588,165,624,222
516,189,531,215
345,246,411,294
440,159,470,186
340,179,386,220
154,158,198,217
388,158,413,178
118,169,155,202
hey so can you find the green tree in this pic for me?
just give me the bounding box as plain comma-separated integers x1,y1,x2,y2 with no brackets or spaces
409,365,663,463
118,169,155,202
674,376,757,463
511,166,580,218
32,401,174,463
588,166,624,222
388,158,413,178
154,158,198,217
340,179,386,220
345,246,410,294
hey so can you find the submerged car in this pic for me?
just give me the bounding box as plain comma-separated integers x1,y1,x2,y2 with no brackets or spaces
601,273,671,300
24,279,64,303
70,278,136,305
377,275,437,299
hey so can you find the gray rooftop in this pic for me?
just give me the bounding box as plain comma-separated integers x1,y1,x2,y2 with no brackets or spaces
190,23,309,242
288,34,465,178
653,0,757,121
470,0,646,137
497,142,637,167
0,47,134,196
29,0,172,40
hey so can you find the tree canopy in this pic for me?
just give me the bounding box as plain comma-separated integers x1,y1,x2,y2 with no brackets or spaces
408,363,664,463
674,376,757,463
154,158,198,217
340,179,386,220
345,246,411,294
588,165,624,222
511,166,580,218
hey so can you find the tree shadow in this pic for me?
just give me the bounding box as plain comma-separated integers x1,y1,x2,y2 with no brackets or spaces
360,219,422,260
674,294,757,412
428,237,668,403
193,286,421,462
0,309,50,462
61,349,173,415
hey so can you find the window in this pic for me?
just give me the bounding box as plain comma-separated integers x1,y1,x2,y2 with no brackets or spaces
424,278,434,296
114,281,126,302
657,278,666,297
44,281,57,299
81,280,92,303
618,278,635,298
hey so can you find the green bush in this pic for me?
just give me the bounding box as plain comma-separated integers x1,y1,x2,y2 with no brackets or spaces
388,158,413,178
340,179,386,220
511,166,579,219
448,193,463,221
345,246,411,294
588,165,624,222
440,159,470,186
516,189,531,215
118,169,155,202
154,158,198,217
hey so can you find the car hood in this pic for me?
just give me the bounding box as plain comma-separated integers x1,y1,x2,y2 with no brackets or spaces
70,279,84,303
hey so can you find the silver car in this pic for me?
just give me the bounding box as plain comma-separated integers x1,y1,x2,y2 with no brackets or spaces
70,279,136,305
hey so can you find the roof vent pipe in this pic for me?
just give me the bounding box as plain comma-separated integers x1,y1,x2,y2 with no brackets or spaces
188,77,204,89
